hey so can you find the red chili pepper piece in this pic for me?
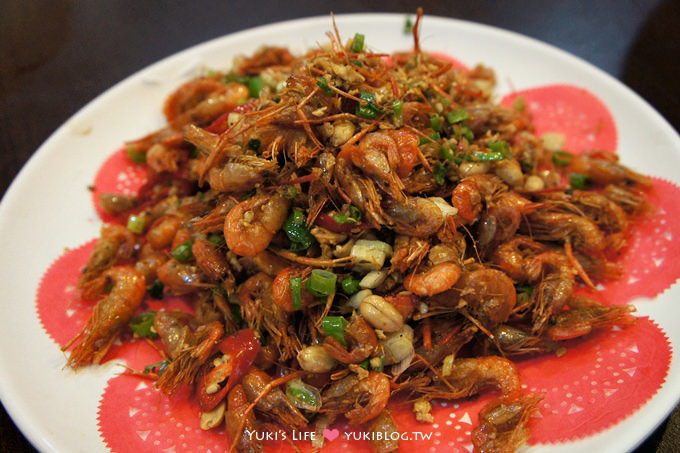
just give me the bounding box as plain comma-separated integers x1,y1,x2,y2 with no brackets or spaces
315,212,370,234
197,328,260,411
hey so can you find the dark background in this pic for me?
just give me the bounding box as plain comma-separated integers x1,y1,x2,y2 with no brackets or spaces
1,0,678,451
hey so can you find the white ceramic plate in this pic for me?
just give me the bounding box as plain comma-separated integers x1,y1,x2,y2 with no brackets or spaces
1,13,679,453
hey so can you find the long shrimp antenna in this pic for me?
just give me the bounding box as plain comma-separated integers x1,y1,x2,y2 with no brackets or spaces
413,7,424,54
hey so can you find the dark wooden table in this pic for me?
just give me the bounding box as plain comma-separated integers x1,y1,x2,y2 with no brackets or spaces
1,1,679,451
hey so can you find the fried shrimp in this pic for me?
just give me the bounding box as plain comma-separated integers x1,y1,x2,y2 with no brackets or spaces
67,12,652,453
224,191,291,257
64,266,146,368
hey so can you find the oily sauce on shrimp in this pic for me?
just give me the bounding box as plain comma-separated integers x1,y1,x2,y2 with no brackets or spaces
65,10,650,453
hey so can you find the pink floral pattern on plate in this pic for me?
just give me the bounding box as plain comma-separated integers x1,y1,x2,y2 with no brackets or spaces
35,77,678,451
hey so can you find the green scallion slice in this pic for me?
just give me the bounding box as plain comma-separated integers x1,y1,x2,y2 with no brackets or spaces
208,233,225,245
350,33,365,53
171,240,193,262
392,99,403,121
440,143,461,163
247,76,263,98
286,378,322,411
317,76,332,95
433,162,447,186
446,109,469,124
148,279,164,299
284,184,297,200
457,126,474,142
356,91,383,120
430,114,442,132
322,316,349,346
282,209,315,252
126,214,146,234
487,140,512,158
404,16,414,34
129,311,157,338
290,277,303,311
125,144,146,164
471,151,506,161
569,173,591,189
552,150,573,166
305,269,337,298
341,276,361,295
333,205,361,225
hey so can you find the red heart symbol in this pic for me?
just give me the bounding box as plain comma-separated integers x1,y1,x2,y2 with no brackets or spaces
323,428,339,442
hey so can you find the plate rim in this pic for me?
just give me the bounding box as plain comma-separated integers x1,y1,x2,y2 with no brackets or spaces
1,12,679,453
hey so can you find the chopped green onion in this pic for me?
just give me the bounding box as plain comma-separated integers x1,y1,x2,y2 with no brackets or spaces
190,147,200,158
373,356,385,372
290,277,303,311
455,126,474,142
359,90,377,103
126,144,146,164
247,138,261,151
171,240,193,262
286,378,322,411
333,205,362,225
357,359,370,370
284,184,297,200
471,151,507,161
247,76,263,98
341,276,361,295
350,33,365,53
419,132,441,145
433,162,447,186
322,316,349,346
126,214,146,234
487,141,512,158
223,72,250,84
569,173,591,189
552,150,573,166
440,143,461,163
513,96,526,112
208,233,225,245
144,360,169,375
351,60,363,67
305,269,337,298
430,114,442,132
356,91,384,120
348,205,362,221
333,213,358,224
282,209,315,252
357,103,379,120
148,279,164,299
129,311,157,338
446,109,469,124
404,16,414,34
516,284,534,296
392,99,403,122
317,76,332,95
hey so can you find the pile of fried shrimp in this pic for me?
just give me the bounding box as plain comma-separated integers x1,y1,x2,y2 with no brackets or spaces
63,12,651,453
